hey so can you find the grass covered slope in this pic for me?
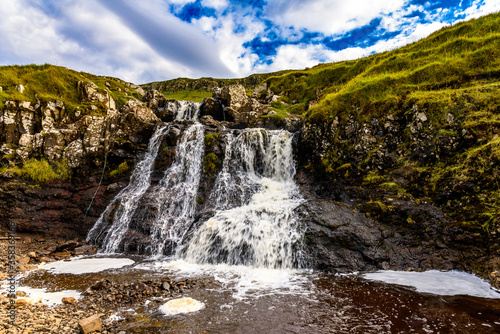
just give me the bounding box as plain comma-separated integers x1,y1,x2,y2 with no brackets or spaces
0,64,143,114
260,12,500,121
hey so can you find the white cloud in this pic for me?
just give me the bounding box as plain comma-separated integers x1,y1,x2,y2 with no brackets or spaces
0,0,232,83
1,0,500,83
458,0,500,20
201,0,229,10
264,0,409,36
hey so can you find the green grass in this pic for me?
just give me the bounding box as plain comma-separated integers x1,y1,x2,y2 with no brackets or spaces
0,64,141,114
0,158,71,183
245,13,500,122
109,161,130,177
162,90,212,102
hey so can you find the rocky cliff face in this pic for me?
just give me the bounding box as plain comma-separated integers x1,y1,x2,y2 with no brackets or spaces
0,81,160,238
295,106,499,287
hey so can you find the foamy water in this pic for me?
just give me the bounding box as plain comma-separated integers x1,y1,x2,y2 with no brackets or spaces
363,270,500,298
160,297,205,315
135,259,312,300
14,287,81,306
40,257,135,274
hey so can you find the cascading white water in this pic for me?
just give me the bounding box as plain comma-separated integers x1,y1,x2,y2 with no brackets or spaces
176,101,200,121
184,129,304,269
147,123,204,256
87,102,203,253
86,123,171,253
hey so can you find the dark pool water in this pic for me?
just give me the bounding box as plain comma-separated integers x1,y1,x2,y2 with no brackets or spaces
17,256,500,334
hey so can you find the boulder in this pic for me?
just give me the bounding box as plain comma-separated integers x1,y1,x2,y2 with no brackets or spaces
78,314,102,334
214,85,248,112
200,98,224,121
61,297,77,305
118,100,160,137
15,84,25,93
55,241,79,252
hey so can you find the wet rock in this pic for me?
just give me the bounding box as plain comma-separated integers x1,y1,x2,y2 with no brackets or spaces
62,297,77,305
200,98,225,121
55,241,79,252
78,314,102,334
73,244,97,255
15,298,29,307
91,280,109,290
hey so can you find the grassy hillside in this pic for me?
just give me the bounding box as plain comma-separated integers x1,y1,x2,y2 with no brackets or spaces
141,72,290,101
261,12,500,121
0,64,142,114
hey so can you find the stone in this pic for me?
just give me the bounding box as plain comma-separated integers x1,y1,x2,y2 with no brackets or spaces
73,244,96,255
27,252,36,258
55,241,79,252
199,115,221,129
19,257,30,265
220,84,248,112
15,298,28,307
162,282,171,290
16,291,27,297
64,139,85,168
62,297,77,305
78,314,102,334
200,98,224,121
78,81,108,104
15,84,25,93
251,82,268,100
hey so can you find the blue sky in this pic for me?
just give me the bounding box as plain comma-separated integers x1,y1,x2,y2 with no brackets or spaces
0,0,499,84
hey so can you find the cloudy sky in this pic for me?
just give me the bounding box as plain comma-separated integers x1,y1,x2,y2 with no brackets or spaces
1,0,499,84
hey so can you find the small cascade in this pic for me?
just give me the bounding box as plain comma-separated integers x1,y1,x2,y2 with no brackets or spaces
147,123,204,256
87,102,203,253
184,129,304,269
86,123,171,253
176,101,200,121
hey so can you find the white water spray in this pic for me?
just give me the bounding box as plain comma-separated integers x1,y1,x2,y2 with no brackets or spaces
184,129,304,269
147,123,204,256
176,101,200,121
86,124,171,253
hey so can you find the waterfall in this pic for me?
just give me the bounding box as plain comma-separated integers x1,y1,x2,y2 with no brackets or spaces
147,123,204,256
183,129,304,269
176,101,200,121
86,123,171,253
87,100,304,269
87,102,202,253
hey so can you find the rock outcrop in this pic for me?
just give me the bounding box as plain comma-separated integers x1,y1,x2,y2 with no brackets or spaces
0,81,160,238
